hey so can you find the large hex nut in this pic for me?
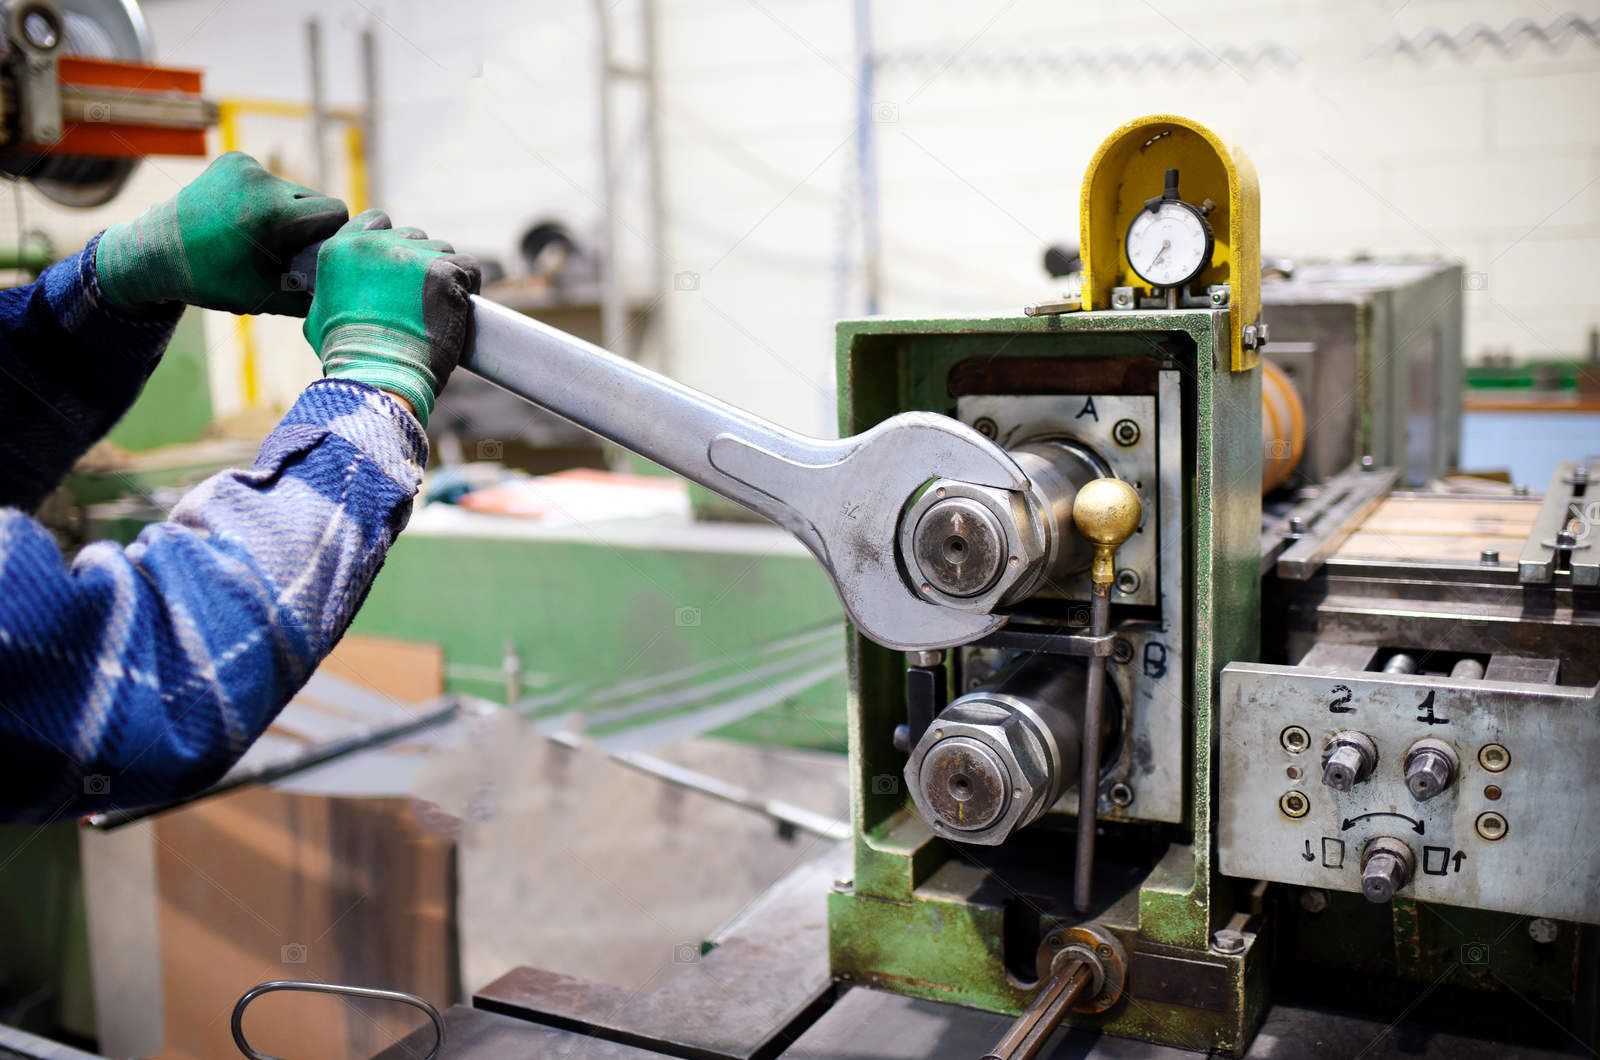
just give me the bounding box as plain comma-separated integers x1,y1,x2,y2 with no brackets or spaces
899,479,1049,615
903,694,1066,846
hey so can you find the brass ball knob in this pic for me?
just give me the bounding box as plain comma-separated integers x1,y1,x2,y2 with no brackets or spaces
1071,478,1141,590
1072,477,1141,547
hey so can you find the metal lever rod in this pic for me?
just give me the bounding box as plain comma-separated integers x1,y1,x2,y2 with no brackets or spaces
463,297,1028,650
981,958,1094,1060
1068,478,1142,913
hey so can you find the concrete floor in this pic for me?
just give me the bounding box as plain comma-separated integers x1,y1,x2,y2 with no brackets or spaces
407,708,850,994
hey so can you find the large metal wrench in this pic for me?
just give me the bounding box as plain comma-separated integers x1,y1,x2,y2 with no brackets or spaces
466,299,1029,650
288,245,1034,650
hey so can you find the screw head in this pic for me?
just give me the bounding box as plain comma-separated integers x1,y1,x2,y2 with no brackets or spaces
1114,568,1141,595
1527,918,1559,944
1280,726,1310,754
1279,790,1310,819
1480,548,1500,564
1288,516,1307,534
1111,418,1141,447
1361,851,1408,903
1404,748,1454,803
972,416,998,439
1108,782,1134,808
1212,929,1246,954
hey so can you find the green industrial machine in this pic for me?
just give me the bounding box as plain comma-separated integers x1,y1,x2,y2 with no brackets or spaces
828,114,1270,1053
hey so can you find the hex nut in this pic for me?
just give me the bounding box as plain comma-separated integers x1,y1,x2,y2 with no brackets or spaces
1403,739,1458,803
1321,730,1377,792
904,697,1054,845
1359,837,1416,904
1212,929,1246,954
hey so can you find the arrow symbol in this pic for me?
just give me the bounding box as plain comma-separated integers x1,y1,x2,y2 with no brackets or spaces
1301,839,1315,862
1452,850,1466,872
1341,811,1425,835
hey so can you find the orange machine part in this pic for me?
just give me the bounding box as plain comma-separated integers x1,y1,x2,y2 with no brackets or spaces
1261,360,1306,493
33,55,208,158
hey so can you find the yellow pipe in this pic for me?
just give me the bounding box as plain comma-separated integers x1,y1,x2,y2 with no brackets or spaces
345,123,369,215
214,97,368,408
217,102,261,408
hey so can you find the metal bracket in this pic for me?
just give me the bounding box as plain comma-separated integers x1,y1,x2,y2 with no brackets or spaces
1271,463,1399,580
6,0,64,144
1518,459,1598,586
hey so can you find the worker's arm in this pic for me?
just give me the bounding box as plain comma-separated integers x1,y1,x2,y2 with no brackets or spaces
0,381,424,820
0,152,346,511
0,210,477,823
0,239,183,511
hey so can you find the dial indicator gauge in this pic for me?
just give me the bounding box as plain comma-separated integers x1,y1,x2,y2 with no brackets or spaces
1125,201,1213,289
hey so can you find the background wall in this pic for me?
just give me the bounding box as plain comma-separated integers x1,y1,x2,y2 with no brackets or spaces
4,0,1595,436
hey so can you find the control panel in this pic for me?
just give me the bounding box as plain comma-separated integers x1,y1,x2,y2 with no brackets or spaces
1217,651,1600,923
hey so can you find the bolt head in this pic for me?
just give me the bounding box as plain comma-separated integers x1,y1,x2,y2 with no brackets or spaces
1405,748,1453,803
1322,745,1363,792
1212,929,1246,954
1300,888,1329,914
1527,918,1559,944
1361,852,1407,903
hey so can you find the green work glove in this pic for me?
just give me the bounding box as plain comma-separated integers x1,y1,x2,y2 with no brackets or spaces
304,209,482,427
96,151,348,316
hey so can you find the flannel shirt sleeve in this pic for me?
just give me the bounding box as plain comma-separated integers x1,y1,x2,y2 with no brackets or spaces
0,234,184,511
0,380,427,822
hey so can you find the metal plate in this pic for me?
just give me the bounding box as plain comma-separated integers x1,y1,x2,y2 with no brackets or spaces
472,843,844,1060
956,394,1159,607
1218,662,1600,923
958,379,1185,826
366,1005,668,1060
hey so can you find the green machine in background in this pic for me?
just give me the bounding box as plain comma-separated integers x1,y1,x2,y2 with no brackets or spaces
828,115,1270,1053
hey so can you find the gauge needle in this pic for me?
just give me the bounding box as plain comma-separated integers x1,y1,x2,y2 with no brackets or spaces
1151,239,1171,268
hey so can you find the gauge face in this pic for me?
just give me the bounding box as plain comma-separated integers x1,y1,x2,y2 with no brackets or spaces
1125,201,1212,288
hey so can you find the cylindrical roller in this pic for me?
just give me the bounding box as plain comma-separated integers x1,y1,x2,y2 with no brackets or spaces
1008,440,1112,590
1261,360,1305,493
904,655,1119,846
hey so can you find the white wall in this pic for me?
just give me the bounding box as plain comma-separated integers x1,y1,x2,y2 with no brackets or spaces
8,0,1596,434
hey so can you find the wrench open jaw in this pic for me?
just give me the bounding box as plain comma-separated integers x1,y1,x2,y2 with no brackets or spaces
462,298,1035,651
709,413,1031,650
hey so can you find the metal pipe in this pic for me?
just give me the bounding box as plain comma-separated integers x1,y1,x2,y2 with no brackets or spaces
593,0,626,354
360,23,381,207
981,958,1093,1060
305,16,328,191
1074,589,1109,913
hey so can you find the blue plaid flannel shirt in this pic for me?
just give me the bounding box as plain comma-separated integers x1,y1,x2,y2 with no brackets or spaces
0,237,427,821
